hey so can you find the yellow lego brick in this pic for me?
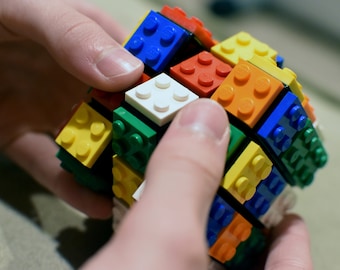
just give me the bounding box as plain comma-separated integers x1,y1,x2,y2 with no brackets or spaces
112,155,144,206
221,141,272,204
249,55,304,101
211,31,277,67
55,102,112,168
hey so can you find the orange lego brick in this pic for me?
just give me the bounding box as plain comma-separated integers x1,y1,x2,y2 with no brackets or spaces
211,32,277,66
211,60,284,128
170,51,232,97
221,141,273,204
112,155,144,206
160,5,217,49
249,55,304,102
209,213,252,263
55,102,112,168
302,94,317,123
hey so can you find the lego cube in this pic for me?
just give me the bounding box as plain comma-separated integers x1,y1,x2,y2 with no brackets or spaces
221,141,273,204
209,213,252,263
249,55,304,101
55,102,112,168
160,5,216,49
211,60,284,128
170,51,232,97
207,195,236,247
124,10,191,73
112,155,144,206
280,119,328,187
112,106,158,173
257,91,308,156
125,73,198,126
211,32,277,66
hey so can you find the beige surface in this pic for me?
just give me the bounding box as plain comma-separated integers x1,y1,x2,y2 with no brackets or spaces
0,0,339,269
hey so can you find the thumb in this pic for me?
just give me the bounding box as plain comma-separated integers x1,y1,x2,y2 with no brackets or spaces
1,0,143,91
81,99,230,270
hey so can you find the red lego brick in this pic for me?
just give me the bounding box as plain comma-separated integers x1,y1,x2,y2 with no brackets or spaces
160,5,217,49
211,60,284,128
170,51,232,97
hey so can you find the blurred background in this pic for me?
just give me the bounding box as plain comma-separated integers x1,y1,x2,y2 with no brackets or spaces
1,0,339,269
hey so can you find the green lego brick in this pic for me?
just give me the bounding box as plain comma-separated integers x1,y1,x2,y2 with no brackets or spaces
112,107,158,173
227,124,247,162
57,147,112,195
280,119,328,188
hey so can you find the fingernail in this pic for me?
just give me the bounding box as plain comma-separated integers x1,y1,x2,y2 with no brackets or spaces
177,99,229,143
96,47,142,78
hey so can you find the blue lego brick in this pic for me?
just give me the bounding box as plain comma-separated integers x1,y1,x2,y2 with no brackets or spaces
276,55,284,68
280,119,328,187
257,91,308,156
124,10,191,73
244,167,286,218
207,195,235,247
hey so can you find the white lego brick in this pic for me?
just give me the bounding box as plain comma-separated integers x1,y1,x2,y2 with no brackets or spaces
260,185,297,228
125,73,199,126
132,181,146,201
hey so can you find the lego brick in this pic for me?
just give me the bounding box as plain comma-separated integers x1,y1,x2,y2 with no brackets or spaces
112,155,144,206
276,54,284,68
211,32,277,67
224,227,267,270
226,124,247,166
125,73,198,126
302,94,317,123
209,213,252,264
211,60,284,128
207,195,236,247
55,102,112,168
260,185,297,228
244,166,286,218
89,88,125,112
221,141,273,204
280,119,328,187
249,55,304,101
170,51,232,97
124,10,191,73
112,106,158,173
160,5,217,49
57,147,112,194
257,91,308,156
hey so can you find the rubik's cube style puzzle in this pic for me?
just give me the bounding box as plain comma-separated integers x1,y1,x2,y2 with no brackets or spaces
55,5,328,269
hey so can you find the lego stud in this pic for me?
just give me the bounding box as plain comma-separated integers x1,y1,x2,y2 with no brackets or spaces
112,183,125,198
173,88,189,101
76,141,90,158
198,51,213,65
232,222,251,242
234,64,251,83
128,133,144,149
216,85,235,106
112,166,124,181
180,61,195,74
90,122,106,137
235,176,255,200
220,40,235,54
254,77,271,97
198,73,214,87
254,43,269,56
155,74,171,89
136,87,151,99
160,26,176,45
252,155,272,179
237,98,254,118
112,120,126,138
60,128,75,145
289,105,307,131
75,107,89,125
154,98,170,112
216,63,232,77
146,46,161,65
272,126,291,152
143,15,159,34
129,36,144,54
216,242,236,262
236,32,251,46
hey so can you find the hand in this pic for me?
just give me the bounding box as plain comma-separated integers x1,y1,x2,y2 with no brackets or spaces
0,0,143,218
81,100,312,270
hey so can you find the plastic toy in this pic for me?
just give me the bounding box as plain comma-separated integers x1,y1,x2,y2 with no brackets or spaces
55,5,328,269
